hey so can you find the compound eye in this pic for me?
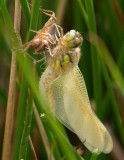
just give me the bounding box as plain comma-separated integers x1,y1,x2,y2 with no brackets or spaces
66,37,82,48
73,37,82,47
63,30,83,48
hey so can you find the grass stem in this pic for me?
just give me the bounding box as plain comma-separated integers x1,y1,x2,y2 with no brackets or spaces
2,0,21,160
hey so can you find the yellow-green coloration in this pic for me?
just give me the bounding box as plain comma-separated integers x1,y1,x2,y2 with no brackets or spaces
68,50,72,54
63,55,69,61
61,55,69,70
39,30,113,154
55,60,61,73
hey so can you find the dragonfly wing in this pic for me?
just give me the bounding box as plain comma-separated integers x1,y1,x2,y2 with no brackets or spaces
39,66,76,133
40,66,113,154
49,73,77,133
62,66,113,153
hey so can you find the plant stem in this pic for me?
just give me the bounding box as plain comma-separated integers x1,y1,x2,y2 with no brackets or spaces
2,0,21,160
56,0,68,25
33,103,55,160
28,135,38,160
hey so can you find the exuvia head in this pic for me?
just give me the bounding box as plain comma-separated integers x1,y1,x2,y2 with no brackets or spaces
63,30,83,48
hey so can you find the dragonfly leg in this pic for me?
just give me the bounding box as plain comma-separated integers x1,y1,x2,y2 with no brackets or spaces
30,29,39,34
33,55,48,64
23,41,32,52
26,52,48,64
39,9,56,21
54,24,63,38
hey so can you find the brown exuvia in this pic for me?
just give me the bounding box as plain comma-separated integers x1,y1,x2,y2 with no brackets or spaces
24,9,63,59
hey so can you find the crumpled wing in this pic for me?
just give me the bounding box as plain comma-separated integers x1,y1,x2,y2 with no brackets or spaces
40,66,113,154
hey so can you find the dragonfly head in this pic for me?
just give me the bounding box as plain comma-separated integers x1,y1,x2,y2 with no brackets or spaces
63,30,83,48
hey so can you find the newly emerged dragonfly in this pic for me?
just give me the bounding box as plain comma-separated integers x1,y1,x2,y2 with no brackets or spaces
39,30,113,154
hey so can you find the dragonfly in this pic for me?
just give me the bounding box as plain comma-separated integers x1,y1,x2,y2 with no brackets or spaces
39,30,113,154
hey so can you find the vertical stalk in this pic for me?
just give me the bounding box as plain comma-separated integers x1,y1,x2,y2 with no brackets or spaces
56,0,68,25
85,0,102,114
13,0,40,159
19,91,33,159
2,0,21,160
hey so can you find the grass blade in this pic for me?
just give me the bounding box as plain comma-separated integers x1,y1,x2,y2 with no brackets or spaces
20,0,31,28
19,92,33,159
90,149,98,160
85,0,102,115
1,0,21,159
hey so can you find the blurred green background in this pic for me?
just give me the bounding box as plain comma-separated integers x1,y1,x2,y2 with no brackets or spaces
0,0,124,160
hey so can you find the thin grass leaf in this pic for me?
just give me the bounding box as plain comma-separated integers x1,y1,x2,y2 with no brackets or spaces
117,40,124,75
76,0,88,25
85,0,102,115
20,0,31,28
0,0,20,49
90,149,98,160
104,0,124,58
19,92,33,159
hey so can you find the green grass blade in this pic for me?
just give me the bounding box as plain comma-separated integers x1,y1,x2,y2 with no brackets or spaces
13,73,29,160
0,0,14,30
0,0,20,49
20,0,31,27
85,0,102,115
105,0,123,57
90,149,98,160
76,0,88,25
117,40,124,75
19,92,33,159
